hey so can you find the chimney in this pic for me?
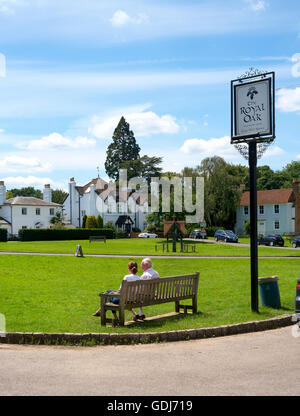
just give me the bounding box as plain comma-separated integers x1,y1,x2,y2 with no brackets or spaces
0,181,6,205
43,184,52,202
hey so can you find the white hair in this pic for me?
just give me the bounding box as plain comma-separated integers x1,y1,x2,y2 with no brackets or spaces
142,257,152,268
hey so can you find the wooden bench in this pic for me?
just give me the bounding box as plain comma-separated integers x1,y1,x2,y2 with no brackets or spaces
98,273,199,326
89,236,106,243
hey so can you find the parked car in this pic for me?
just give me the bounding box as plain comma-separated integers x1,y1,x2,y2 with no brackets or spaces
292,236,300,248
138,232,158,238
189,229,207,239
257,234,284,247
214,229,238,243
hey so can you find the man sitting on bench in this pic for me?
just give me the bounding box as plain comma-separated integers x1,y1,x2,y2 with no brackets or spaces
135,257,160,321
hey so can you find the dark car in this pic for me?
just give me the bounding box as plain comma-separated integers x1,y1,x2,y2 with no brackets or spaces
214,229,238,243
189,229,207,239
257,234,284,247
292,236,300,248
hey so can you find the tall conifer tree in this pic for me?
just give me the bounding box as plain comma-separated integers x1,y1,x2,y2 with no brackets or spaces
105,117,140,180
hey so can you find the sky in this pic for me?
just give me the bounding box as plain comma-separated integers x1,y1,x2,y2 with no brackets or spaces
1,0,300,191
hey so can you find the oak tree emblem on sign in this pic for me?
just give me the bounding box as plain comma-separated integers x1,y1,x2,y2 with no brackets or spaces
247,86,258,100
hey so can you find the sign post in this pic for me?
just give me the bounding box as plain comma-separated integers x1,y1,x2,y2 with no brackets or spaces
231,70,275,313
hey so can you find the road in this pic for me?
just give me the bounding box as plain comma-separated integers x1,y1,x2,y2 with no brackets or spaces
1,326,299,396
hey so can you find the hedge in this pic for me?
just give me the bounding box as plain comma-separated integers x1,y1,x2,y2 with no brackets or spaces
18,228,115,241
0,228,7,242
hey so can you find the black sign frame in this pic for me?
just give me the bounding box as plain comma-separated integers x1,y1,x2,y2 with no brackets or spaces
231,71,275,144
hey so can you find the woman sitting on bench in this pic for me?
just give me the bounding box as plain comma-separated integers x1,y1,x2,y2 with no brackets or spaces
92,261,140,321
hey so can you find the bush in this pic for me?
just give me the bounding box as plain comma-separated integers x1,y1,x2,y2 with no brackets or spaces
104,221,115,230
145,225,157,232
206,226,224,237
96,214,103,228
244,221,251,235
82,214,87,228
0,228,7,242
85,215,97,229
116,231,127,238
18,228,115,241
132,227,141,232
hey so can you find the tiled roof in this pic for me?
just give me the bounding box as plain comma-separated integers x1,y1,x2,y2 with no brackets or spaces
240,188,294,206
5,197,61,207
76,178,108,195
74,177,147,205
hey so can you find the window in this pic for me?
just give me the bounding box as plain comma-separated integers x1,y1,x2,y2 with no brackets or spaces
259,205,264,215
81,210,86,216
274,204,279,214
22,226,27,229
50,208,54,215
244,206,248,215
22,208,27,215
36,208,40,215
274,221,280,230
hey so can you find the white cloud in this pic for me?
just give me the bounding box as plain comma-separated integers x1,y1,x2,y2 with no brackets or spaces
291,53,300,78
264,145,285,157
0,155,51,173
17,132,96,151
2,175,63,190
0,129,4,133
109,9,148,27
90,111,179,139
277,88,300,113
0,0,26,15
245,0,266,11
180,136,239,159
0,53,5,77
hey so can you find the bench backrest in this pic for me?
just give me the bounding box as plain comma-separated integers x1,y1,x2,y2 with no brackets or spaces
120,273,199,308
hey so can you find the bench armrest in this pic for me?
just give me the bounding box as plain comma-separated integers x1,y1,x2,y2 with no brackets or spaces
99,292,121,299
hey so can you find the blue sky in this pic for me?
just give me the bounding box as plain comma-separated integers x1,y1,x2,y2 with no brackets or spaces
0,0,300,190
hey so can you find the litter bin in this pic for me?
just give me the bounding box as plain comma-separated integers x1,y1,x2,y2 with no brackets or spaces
295,278,300,313
258,276,281,308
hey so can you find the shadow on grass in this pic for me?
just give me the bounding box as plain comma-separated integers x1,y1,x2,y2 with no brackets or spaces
124,311,205,329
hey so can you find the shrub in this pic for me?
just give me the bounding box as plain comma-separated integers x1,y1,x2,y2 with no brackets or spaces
85,215,97,229
116,231,127,238
132,227,141,232
18,228,114,241
0,228,7,242
206,226,224,237
244,221,251,235
82,214,87,228
146,225,157,232
105,221,115,230
96,214,103,228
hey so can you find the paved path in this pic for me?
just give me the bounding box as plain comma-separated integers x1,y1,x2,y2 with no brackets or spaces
1,326,299,396
0,251,299,259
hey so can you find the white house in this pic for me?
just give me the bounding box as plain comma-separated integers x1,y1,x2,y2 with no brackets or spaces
63,177,148,231
0,182,62,236
235,179,300,236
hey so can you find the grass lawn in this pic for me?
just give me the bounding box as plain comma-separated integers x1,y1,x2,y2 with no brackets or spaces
0,238,300,257
0,254,297,334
